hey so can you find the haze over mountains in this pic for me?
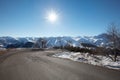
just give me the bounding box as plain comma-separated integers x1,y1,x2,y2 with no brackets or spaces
0,33,109,48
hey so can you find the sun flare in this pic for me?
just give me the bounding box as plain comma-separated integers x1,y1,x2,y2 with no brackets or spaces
46,10,58,23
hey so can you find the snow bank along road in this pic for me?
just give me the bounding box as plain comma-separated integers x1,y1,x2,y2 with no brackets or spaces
0,49,120,80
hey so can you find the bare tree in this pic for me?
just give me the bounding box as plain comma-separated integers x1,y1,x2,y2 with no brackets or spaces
41,39,47,48
56,37,62,49
107,22,120,61
33,38,46,48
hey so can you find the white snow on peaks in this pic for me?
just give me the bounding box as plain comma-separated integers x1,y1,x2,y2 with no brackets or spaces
0,33,109,48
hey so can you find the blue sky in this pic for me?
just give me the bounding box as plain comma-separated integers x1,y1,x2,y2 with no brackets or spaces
0,0,120,37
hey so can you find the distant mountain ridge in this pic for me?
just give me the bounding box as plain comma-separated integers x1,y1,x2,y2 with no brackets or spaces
0,33,109,48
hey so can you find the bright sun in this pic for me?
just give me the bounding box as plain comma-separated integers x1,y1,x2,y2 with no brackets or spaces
46,10,58,23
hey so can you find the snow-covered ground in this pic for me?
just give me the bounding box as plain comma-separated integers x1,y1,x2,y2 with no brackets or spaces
53,52,120,70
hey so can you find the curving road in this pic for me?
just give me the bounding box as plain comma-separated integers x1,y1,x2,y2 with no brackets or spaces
0,49,120,80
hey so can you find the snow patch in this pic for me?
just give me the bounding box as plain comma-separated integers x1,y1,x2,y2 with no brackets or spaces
53,52,120,70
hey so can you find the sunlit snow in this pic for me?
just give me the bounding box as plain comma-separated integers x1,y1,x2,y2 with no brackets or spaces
53,52,120,70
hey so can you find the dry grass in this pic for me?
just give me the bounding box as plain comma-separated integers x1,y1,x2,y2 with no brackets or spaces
0,48,13,55
0,50,7,55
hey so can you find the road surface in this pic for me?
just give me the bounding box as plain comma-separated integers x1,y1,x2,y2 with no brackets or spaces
0,49,120,80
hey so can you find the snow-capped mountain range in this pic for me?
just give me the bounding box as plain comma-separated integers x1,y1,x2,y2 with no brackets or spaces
0,33,109,48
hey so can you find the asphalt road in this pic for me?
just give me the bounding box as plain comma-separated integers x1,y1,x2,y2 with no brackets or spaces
0,49,120,80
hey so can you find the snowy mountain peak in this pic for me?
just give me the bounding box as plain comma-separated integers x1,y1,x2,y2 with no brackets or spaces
0,34,109,48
